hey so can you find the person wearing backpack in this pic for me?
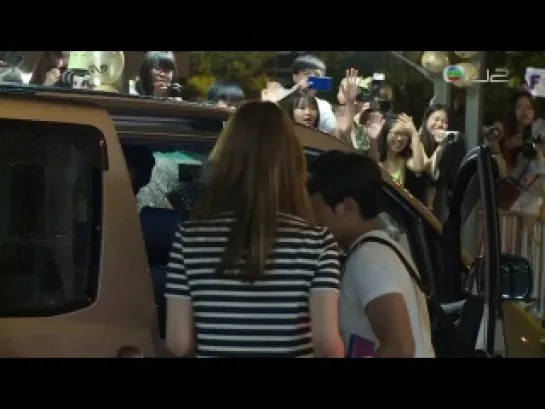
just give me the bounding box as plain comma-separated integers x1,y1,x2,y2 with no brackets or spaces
307,150,435,358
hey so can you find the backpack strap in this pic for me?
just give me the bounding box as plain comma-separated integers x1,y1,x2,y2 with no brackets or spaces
348,235,432,298
348,235,454,331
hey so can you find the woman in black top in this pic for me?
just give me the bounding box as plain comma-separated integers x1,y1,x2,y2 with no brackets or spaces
408,104,465,221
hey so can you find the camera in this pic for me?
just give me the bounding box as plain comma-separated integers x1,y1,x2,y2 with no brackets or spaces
167,83,183,99
482,126,500,143
521,133,545,159
356,73,391,113
444,131,460,144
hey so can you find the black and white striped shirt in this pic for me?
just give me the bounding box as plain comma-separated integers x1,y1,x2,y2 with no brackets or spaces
165,212,340,358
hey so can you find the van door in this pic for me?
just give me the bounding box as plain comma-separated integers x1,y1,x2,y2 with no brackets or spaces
445,145,501,355
0,96,158,357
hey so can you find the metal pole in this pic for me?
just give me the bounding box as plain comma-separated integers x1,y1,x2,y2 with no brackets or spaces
432,52,451,107
465,52,486,149
463,52,486,257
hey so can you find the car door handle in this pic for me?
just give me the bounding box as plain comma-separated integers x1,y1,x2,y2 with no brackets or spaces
116,346,144,358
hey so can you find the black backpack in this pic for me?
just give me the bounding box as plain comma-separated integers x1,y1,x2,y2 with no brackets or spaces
347,234,484,358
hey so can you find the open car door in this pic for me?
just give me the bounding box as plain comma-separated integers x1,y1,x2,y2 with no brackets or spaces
443,145,502,356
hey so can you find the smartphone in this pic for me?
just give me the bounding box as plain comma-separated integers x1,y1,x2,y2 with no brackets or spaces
308,76,332,92
444,130,460,144
347,334,375,358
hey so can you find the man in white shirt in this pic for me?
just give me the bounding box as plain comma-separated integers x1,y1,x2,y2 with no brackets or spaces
307,151,435,358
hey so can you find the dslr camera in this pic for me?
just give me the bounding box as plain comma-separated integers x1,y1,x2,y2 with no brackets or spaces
355,73,391,113
521,132,545,160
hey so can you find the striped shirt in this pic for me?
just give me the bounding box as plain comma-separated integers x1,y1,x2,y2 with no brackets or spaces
165,212,341,358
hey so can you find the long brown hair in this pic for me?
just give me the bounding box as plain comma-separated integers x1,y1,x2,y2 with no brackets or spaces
30,51,64,85
192,100,313,281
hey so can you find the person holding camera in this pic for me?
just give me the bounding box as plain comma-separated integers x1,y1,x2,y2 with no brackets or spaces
491,91,540,177
336,75,393,152
412,104,464,220
487,90,545,213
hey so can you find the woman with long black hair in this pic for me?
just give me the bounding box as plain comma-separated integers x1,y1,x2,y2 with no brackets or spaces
413,104,462,221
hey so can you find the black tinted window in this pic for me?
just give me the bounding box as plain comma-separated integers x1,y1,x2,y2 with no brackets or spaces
0,119,104,316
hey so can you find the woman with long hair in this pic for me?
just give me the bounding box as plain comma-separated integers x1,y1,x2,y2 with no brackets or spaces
414,104,459,220
164,101,344,358
495,90,537,175
29,51,65,86
489,90,545,212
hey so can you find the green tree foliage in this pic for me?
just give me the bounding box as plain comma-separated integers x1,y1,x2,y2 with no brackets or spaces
187,52,275,98
186,51,545,124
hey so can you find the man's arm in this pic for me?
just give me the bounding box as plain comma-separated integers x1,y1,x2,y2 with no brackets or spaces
317,99,337,135
350,251,415,358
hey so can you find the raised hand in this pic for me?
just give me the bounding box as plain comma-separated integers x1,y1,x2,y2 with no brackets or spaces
262,81,286,103
340,68,359,104
365,111,385,140
398,113,418,135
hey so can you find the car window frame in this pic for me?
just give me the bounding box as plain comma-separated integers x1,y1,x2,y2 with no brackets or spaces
0,119,105,317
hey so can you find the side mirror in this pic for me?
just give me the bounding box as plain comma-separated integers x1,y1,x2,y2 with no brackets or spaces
499,254,533,301
463,254,533,301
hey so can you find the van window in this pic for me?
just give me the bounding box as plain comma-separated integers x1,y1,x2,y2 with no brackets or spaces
136,148,207,210
0,119,104,316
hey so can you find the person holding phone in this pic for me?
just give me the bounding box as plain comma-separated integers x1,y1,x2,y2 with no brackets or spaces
282,54,337,135
307,151,434,358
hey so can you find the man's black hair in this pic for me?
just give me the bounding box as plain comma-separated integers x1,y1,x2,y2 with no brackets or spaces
308,150,383,220
291,54,326,75
207,80,245,103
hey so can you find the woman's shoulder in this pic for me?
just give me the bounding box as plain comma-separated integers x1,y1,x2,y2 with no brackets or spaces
277,213,333,240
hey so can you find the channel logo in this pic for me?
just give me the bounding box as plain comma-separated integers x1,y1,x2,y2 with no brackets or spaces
443,65,464,83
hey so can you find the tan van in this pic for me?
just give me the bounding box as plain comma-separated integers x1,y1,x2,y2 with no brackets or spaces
0,86,536,357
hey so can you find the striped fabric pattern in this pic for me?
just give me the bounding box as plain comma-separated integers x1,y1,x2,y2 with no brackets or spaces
165,212,340,358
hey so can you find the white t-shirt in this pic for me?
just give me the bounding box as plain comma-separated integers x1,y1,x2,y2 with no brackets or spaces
339,230,435,358
316,98,337,135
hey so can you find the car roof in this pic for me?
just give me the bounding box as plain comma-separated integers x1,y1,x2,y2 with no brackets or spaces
0,84,442,231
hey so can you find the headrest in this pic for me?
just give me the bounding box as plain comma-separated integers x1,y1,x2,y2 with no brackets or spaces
139,207,181,266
